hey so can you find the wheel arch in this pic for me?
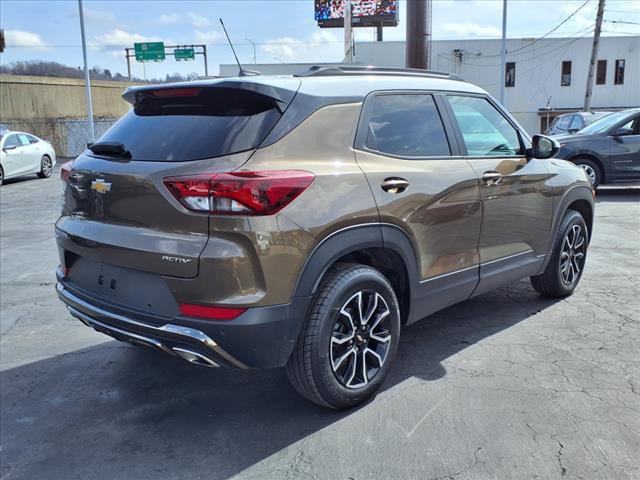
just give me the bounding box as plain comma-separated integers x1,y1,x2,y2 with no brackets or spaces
568,153,606,184
537,184,594,274
292,224,419,325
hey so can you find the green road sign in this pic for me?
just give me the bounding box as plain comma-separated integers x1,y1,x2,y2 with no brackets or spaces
134,42,165,62
174,48,195,61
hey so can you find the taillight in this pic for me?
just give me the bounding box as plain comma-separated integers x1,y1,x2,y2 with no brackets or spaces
60,161,73,183
179,303,246,320
163,170,315,215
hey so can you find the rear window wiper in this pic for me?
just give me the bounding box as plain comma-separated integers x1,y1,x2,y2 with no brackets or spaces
88,142,132,159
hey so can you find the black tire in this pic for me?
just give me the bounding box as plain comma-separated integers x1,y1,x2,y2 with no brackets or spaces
573,157,601,189
285,264,401,409
531,210,588,297
0,165,4,186
37,155,53,179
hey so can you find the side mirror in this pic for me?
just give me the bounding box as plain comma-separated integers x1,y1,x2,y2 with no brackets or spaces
2,144,17,152
568,128,580,134
531,134,559,159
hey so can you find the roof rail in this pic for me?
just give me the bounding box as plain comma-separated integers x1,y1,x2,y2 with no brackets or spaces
294,65,465,82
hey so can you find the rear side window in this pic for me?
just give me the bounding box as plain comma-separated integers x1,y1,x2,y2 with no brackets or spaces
97,88,282,161
17,134,32,146
447,95,523,156
363,94,450,157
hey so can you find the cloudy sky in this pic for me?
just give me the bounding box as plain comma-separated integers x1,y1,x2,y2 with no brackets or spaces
1,0,638,78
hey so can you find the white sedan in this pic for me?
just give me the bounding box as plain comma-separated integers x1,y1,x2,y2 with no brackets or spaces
0,130,56,186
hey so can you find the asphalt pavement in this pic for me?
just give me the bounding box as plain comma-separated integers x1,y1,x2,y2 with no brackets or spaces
1,166,639,480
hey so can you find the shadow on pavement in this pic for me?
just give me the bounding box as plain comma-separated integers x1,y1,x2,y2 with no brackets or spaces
0,279,559,479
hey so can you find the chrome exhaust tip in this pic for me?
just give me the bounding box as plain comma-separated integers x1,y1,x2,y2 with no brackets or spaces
172,347,220,368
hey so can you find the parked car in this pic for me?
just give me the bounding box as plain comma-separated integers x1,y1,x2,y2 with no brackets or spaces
0,130,56,185
555,108,640,188
545,111,613,136
55,66,594,409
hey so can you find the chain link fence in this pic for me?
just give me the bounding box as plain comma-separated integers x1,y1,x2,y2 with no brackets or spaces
2,118,117,158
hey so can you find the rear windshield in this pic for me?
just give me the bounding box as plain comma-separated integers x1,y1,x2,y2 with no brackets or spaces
96,87,282,161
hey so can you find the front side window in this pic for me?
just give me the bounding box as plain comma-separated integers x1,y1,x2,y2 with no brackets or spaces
448,95,523,157
505,62,516,87
596,60,607,85
615,59,625,85
561,61,572,86
364,94,451,157
3,135,20,149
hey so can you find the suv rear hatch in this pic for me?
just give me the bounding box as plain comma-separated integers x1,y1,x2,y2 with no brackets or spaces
57,78,300,282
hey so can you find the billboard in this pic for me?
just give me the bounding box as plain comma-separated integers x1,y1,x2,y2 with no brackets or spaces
315,0,398,28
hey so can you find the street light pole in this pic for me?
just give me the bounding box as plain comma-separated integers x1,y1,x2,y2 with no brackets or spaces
78,0,95,143
499,0,507,106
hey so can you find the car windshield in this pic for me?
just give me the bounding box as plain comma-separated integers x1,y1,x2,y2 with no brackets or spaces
579,110,634,135
583,113,612,126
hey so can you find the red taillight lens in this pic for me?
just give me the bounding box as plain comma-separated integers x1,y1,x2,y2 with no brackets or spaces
61,161,73,183
179,303,246,320
163,170,315,215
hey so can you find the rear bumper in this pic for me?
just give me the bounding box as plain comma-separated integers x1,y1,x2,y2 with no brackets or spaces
56,280,311,369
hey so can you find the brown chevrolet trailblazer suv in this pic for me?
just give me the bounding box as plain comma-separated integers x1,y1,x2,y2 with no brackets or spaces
56,66,594,409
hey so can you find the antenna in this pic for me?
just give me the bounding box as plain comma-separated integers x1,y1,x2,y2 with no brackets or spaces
219,18,251,77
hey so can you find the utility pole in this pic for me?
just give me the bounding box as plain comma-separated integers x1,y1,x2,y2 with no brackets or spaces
344,0,353,62
499,0,508,106
78,0,95,144
245,38,256,63
406,0,427,69
584,0,606,111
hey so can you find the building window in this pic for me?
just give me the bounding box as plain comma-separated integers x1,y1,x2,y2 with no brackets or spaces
615,59,625,85
505,62,516,87
561,61,572,86
596,59,607,85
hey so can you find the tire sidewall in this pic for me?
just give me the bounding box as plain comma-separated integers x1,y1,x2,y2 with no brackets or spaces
312,269,401,407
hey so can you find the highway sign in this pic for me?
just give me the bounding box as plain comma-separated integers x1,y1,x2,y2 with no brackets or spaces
174,48,195,61
134,42,165,62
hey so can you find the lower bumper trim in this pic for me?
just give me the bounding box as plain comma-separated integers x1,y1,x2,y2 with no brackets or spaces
58,283,248,369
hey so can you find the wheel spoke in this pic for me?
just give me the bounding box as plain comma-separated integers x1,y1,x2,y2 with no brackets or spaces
363,292,379,325
369,331,391,344
332,347,356,371
356,291,364,325
364,347,383,366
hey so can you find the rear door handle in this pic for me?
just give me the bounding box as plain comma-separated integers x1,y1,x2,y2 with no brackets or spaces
482,171,503,186
381,177,409,194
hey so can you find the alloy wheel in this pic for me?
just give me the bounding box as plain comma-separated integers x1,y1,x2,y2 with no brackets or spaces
42,157,52,177
330,290,392,389
560,224,586,285
579,164,597,186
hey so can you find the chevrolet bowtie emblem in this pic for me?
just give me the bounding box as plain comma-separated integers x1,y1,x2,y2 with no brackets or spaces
90,179,112,194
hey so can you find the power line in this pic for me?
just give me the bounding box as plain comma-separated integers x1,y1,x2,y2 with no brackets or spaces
499,0,592,56
440,29,594,67
605,19,640,26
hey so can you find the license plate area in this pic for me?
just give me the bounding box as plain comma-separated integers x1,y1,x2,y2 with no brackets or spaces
66,256,179,317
